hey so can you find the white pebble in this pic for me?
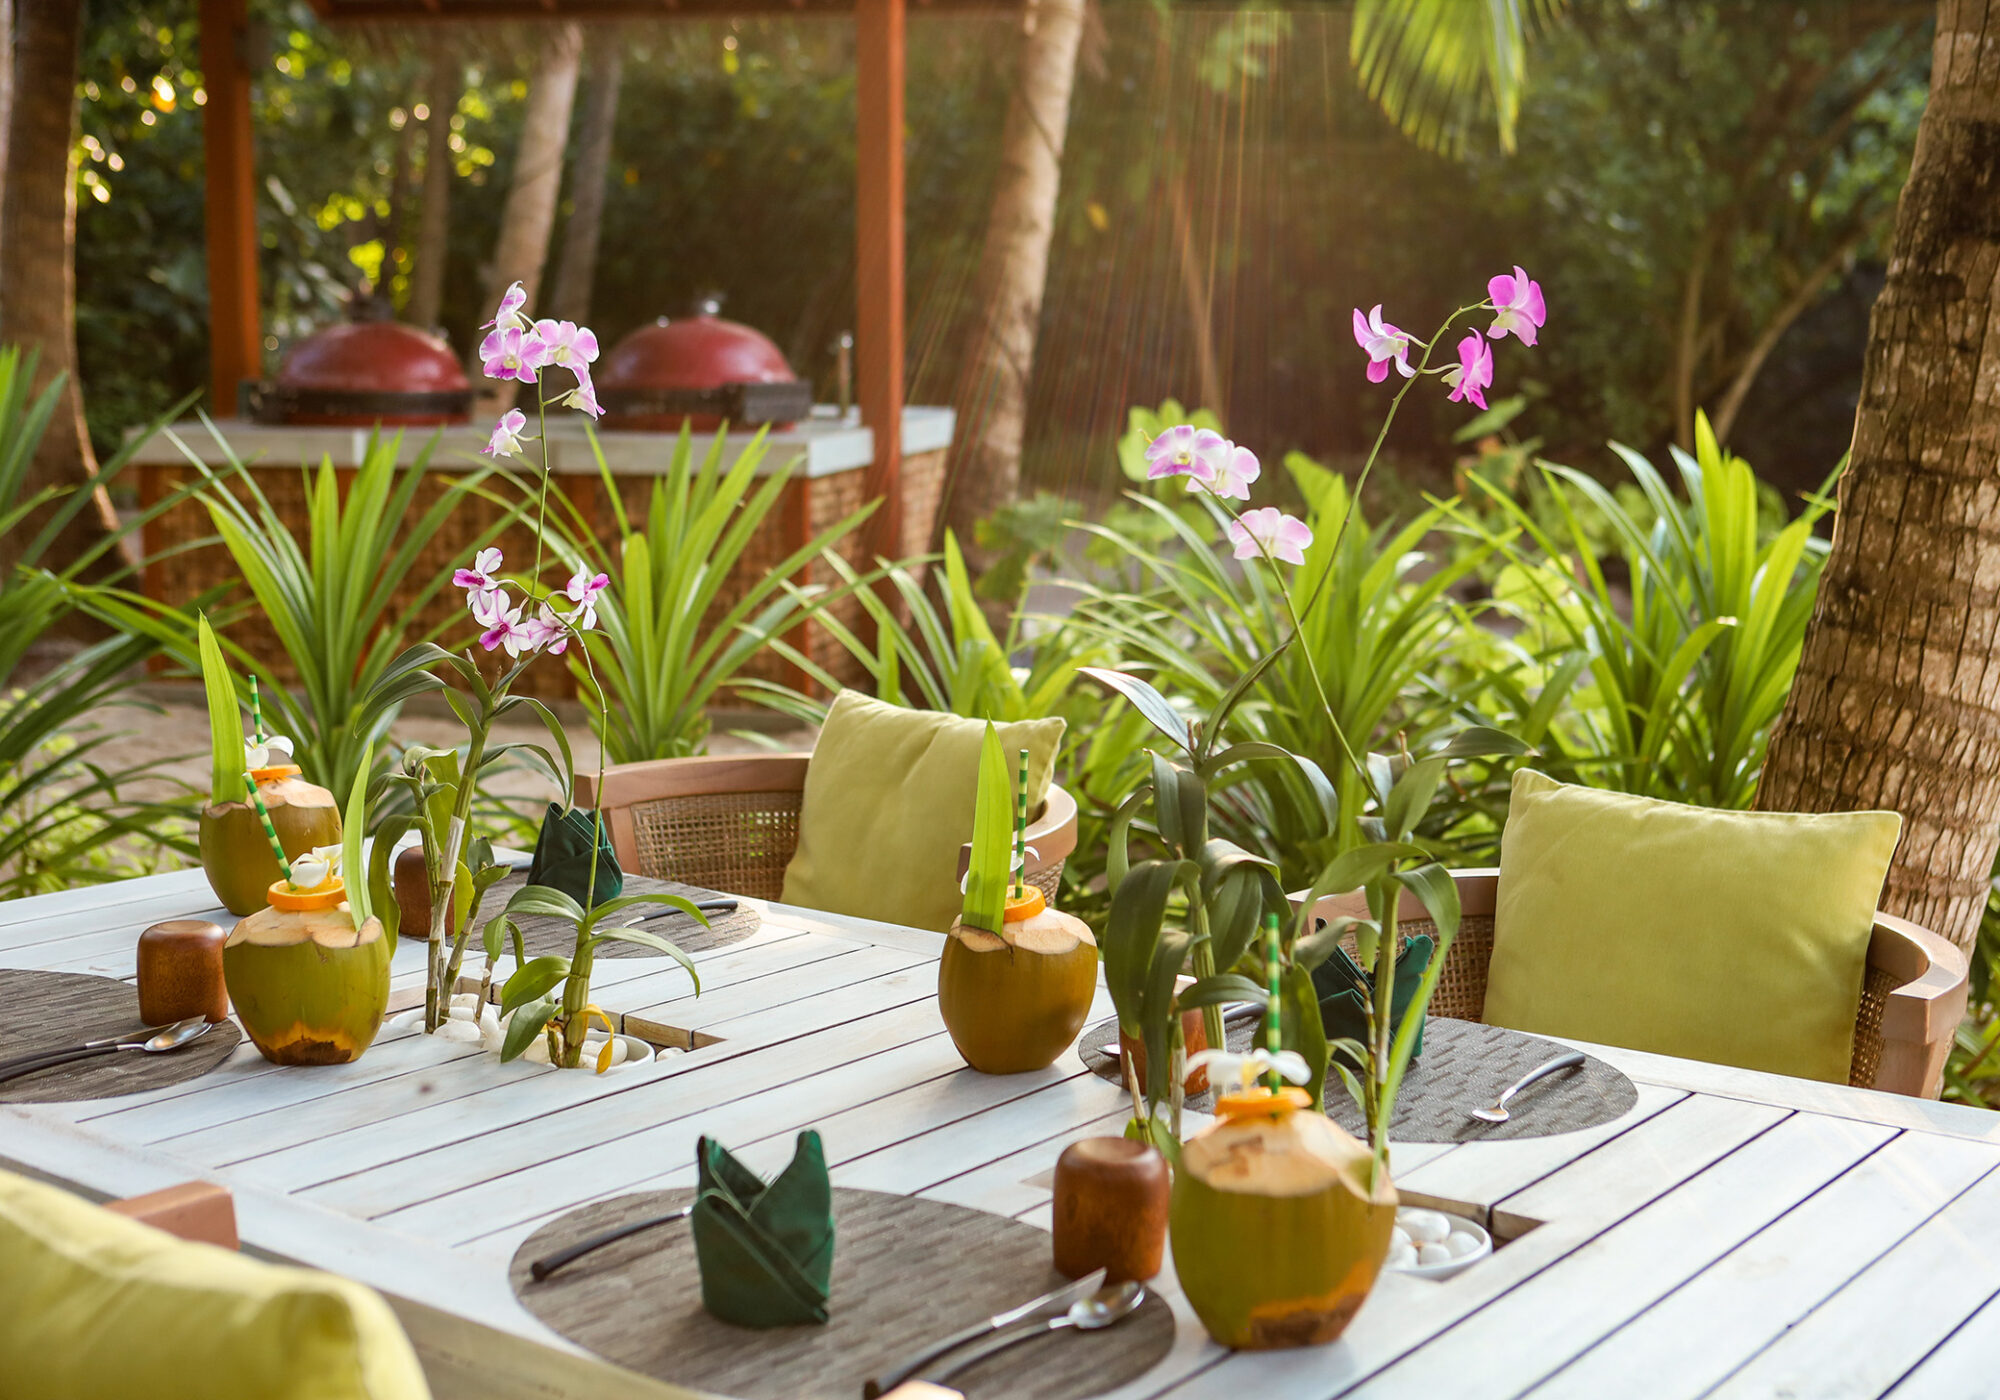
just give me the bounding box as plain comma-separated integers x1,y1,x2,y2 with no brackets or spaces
433,1018,484,1045
1400,1209,1450,1244
1417,1242,1451,1267
1444,1229,1484,1259
1387,1241,1418,1270
1391,1227,1412,1252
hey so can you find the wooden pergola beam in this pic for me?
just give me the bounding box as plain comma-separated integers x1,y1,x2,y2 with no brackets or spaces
855,0,904,558
199,0,262,413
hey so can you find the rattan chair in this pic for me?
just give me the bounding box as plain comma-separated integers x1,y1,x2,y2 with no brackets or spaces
575,753,1079,912
1304,869,1969,1100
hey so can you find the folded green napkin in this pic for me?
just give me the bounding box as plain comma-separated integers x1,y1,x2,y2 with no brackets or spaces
691,1131,835,1328
1315,934,1434,1068
527,803,623,910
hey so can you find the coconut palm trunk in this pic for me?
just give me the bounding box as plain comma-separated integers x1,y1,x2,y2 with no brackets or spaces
0,0,118,580
549,29,623,325
1754,0,2000,954
480,23,583,398
944,0,1086,556
409,51,460,333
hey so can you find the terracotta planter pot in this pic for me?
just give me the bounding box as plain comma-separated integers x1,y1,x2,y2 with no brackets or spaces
1170,1090,1397,1349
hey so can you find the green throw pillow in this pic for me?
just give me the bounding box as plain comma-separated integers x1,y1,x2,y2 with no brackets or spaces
0,1167,430,1400
1484,770,1901,1084
781,691,1065,932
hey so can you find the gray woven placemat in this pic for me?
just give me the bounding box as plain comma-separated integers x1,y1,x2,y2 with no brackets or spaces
487,872,763,961
0,969,241,1104
512,1187,1176,1400
1081,1014,1636,1143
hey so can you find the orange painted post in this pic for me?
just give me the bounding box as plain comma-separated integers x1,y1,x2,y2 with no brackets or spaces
855,0,905,561
200,0,262,415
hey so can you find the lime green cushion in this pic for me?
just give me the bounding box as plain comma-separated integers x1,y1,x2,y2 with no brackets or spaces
0,1168,430,1400
1484,770,1901,1084
781,691,1064,932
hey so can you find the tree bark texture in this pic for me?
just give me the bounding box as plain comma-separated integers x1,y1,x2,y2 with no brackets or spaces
550,28,622,326
944,0,1085,555
1756,0,2000,955
0,0,117,578
409,51,460,333
480,22,582,399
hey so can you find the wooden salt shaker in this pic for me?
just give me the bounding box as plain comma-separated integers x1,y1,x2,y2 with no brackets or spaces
1053,1136,1170,1283
137,920,229,1024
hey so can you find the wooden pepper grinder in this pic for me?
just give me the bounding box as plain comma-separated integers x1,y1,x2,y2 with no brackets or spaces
136,920,229,1024
1052,1136,1170,1283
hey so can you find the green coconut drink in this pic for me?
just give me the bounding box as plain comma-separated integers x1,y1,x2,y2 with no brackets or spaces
937,727,1096,1074
202,767,341,916
194,616,340,915
221,738,393,1066
940,886,1098,1074
225,876,391,1064
1171,1083,1398,1349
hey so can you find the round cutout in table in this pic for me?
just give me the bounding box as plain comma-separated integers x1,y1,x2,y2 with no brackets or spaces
0,969,241,1104
1081,1015,1637,1143
495,873,763,961
511,1187,1176,1400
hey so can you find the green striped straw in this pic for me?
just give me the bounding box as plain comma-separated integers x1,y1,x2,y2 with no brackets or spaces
241,771,295,883
1014,748,1029,899
1264,913,1283,1091
249,675,264,744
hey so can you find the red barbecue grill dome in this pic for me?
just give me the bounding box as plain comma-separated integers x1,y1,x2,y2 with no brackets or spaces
597,300,811,432
267,322,471,426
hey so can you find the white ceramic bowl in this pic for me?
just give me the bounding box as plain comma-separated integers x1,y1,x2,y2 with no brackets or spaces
1386,1208,1492,1280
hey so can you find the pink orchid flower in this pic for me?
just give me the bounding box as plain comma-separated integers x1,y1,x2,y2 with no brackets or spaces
483,408,528,458
1486,266,1546,345
453,546,504,601
1145,424,1230,485
1187,443,1260,502
521,605,569,656
480,326,544,385
1443,334,1494,411
1353,305,1417,383
473,588,532,657
533,319,600,374
1228,507,1314,566
562,570,610,631
558,367,605,419
483,281,529,333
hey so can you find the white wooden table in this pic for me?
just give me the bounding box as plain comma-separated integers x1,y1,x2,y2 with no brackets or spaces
7,868,2000,1400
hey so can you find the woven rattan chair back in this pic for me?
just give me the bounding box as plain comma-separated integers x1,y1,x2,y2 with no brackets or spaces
1304,868,1966,1100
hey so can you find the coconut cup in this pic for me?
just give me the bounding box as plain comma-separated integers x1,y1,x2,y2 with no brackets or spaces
223,877,391,1066
938,888,1097,1075
1171,1087,1398,1350
199,765,341,916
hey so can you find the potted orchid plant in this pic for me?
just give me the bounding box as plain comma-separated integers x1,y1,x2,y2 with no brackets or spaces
375,283,706,1060
1096,268,1541,1350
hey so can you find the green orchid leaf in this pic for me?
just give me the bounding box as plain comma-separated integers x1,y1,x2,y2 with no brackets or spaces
1176,973,1268,1012
1313,841,1430,895
500,956,571,1016
500,995,562,1062
1081,666,1192,754
340,744,373,929
504,883,589,926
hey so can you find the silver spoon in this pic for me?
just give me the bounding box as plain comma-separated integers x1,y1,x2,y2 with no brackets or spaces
1470,1050,1586,1123
931,1282,1147,1385
0,1017,216,1086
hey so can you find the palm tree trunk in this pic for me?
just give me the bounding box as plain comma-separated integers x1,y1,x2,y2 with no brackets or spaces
0,0,118,579
480,23,583,398
944,0,1086,556
409,51,460,333
1754,0,2000,955
549,28,622,325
